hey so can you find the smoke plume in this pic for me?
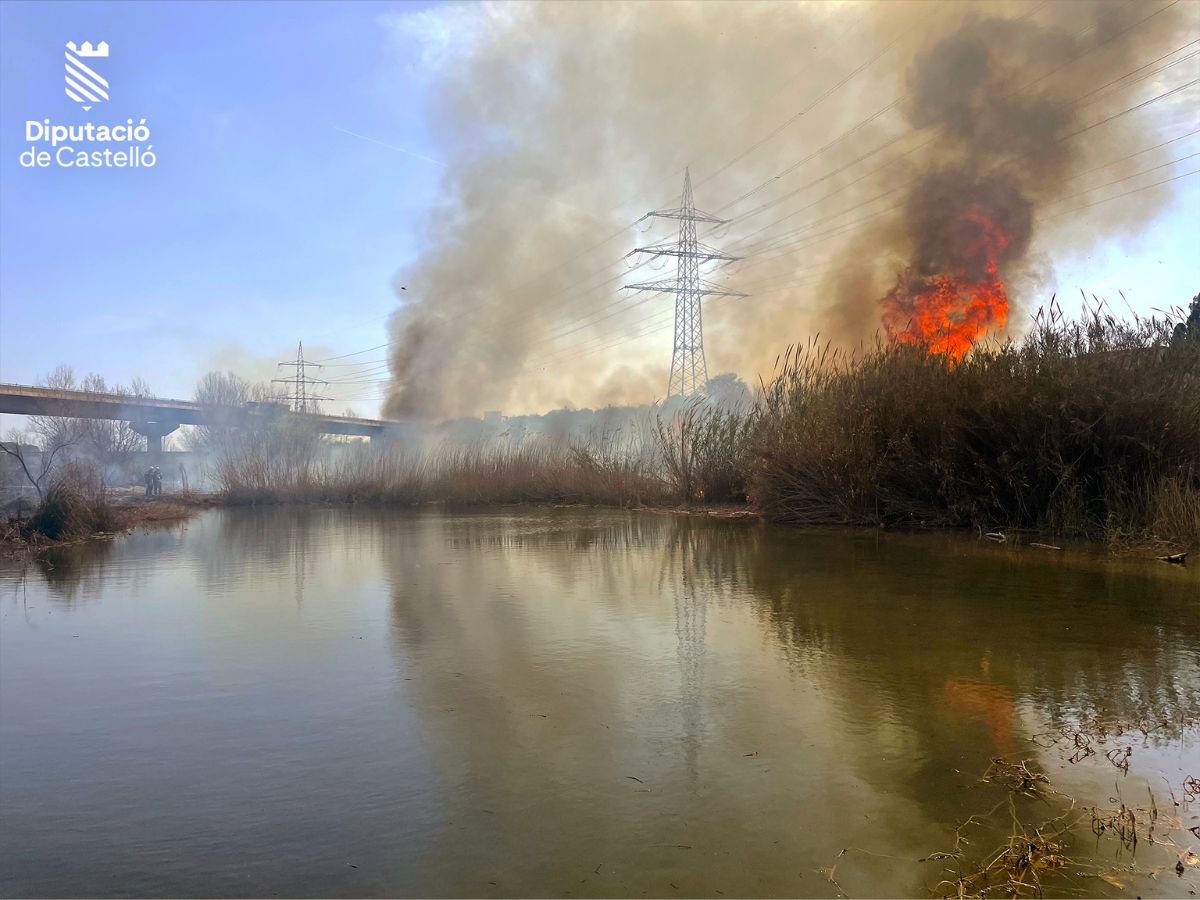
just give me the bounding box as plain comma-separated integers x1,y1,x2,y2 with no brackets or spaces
382,0,1197,417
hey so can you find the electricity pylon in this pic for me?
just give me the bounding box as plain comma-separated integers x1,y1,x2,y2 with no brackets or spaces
624,168,746,398
273,342,330,413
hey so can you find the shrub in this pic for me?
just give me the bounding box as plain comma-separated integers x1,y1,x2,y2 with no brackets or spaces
25,460,119,541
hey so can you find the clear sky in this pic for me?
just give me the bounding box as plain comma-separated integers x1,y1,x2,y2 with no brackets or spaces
1,0,1198,420
1,0,445,416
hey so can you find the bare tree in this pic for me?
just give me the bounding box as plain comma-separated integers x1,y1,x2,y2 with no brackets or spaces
184,371,250,451
195,371,251,407
27,368,151,471
185,371,289,450
1,428,79,501
28,366,84,452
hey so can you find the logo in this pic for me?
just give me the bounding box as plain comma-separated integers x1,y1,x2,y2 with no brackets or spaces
18,39,156,170
64,41,109,111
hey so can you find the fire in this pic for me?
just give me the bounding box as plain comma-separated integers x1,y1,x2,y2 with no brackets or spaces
881,206,1010,359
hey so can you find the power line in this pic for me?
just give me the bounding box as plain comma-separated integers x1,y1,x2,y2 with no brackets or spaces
702,0,1182,237
1038,166,1199,222
452,7,1199,359
328,155,1200,399
732,76,1200,270
691,3,930,194
325,122,1200,400
322,7,1195,389
723,41,1200,257
310,7,938,365
515,141,1200,376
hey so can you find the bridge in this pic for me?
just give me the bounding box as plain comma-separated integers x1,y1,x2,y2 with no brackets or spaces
0,383,391,459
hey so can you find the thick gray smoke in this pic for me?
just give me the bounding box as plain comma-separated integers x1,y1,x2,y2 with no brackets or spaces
383,0,1197,418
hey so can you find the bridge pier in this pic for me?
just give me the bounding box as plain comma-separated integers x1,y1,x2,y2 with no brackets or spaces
131,421,179,464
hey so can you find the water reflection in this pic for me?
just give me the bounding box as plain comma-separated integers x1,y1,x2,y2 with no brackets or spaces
669,523,708,790
0,508,1196,898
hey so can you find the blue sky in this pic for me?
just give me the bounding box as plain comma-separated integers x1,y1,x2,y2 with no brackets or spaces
1,1,1198,420
1,0,444,414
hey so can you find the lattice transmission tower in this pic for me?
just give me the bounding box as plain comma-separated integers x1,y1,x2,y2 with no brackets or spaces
624,168,746,398
273,342,330,413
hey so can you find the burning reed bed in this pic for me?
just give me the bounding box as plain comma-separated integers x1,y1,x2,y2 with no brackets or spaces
753,306,1200,546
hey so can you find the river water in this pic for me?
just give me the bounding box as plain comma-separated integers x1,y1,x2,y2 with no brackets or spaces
1,508,1197,898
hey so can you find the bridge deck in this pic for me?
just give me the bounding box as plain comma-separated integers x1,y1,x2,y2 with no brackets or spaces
0,383,390,438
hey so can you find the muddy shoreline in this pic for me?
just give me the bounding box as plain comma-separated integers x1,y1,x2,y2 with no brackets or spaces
0,493,206,557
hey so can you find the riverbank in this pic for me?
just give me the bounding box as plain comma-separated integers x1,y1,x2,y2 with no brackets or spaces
1,492,199,557
5,306,1196,556
199,306,1199,550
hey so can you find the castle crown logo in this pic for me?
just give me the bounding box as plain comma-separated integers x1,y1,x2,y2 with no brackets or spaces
64,41,110,111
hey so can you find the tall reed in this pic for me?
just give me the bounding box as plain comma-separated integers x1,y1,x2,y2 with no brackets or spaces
211,435,667,508
753,304,1200,544
206,304,1199,546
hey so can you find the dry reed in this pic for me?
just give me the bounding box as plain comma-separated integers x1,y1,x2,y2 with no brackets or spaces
752,303,1200,545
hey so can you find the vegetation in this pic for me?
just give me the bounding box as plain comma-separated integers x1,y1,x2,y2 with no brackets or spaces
195,303,1199,549
28,367,153,471
211,422,666,508
185,370,292,451
14,461,120,543
753,303,1200,546
1,368,160,516
655,402,754,504
2,452,194,551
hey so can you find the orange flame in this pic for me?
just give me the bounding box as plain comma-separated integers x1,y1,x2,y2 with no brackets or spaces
881,206,1010,359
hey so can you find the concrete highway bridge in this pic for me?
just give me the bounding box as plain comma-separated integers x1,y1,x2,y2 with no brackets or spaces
0,383,390,458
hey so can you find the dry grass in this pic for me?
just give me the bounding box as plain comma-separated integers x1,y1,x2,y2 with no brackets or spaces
921,712,1200,898
211,429,669,508
208,402,763,508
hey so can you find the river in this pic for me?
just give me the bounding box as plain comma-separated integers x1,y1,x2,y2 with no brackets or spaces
1,507,1197,898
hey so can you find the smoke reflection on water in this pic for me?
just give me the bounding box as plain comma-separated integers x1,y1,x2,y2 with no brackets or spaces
0,507,1197,897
